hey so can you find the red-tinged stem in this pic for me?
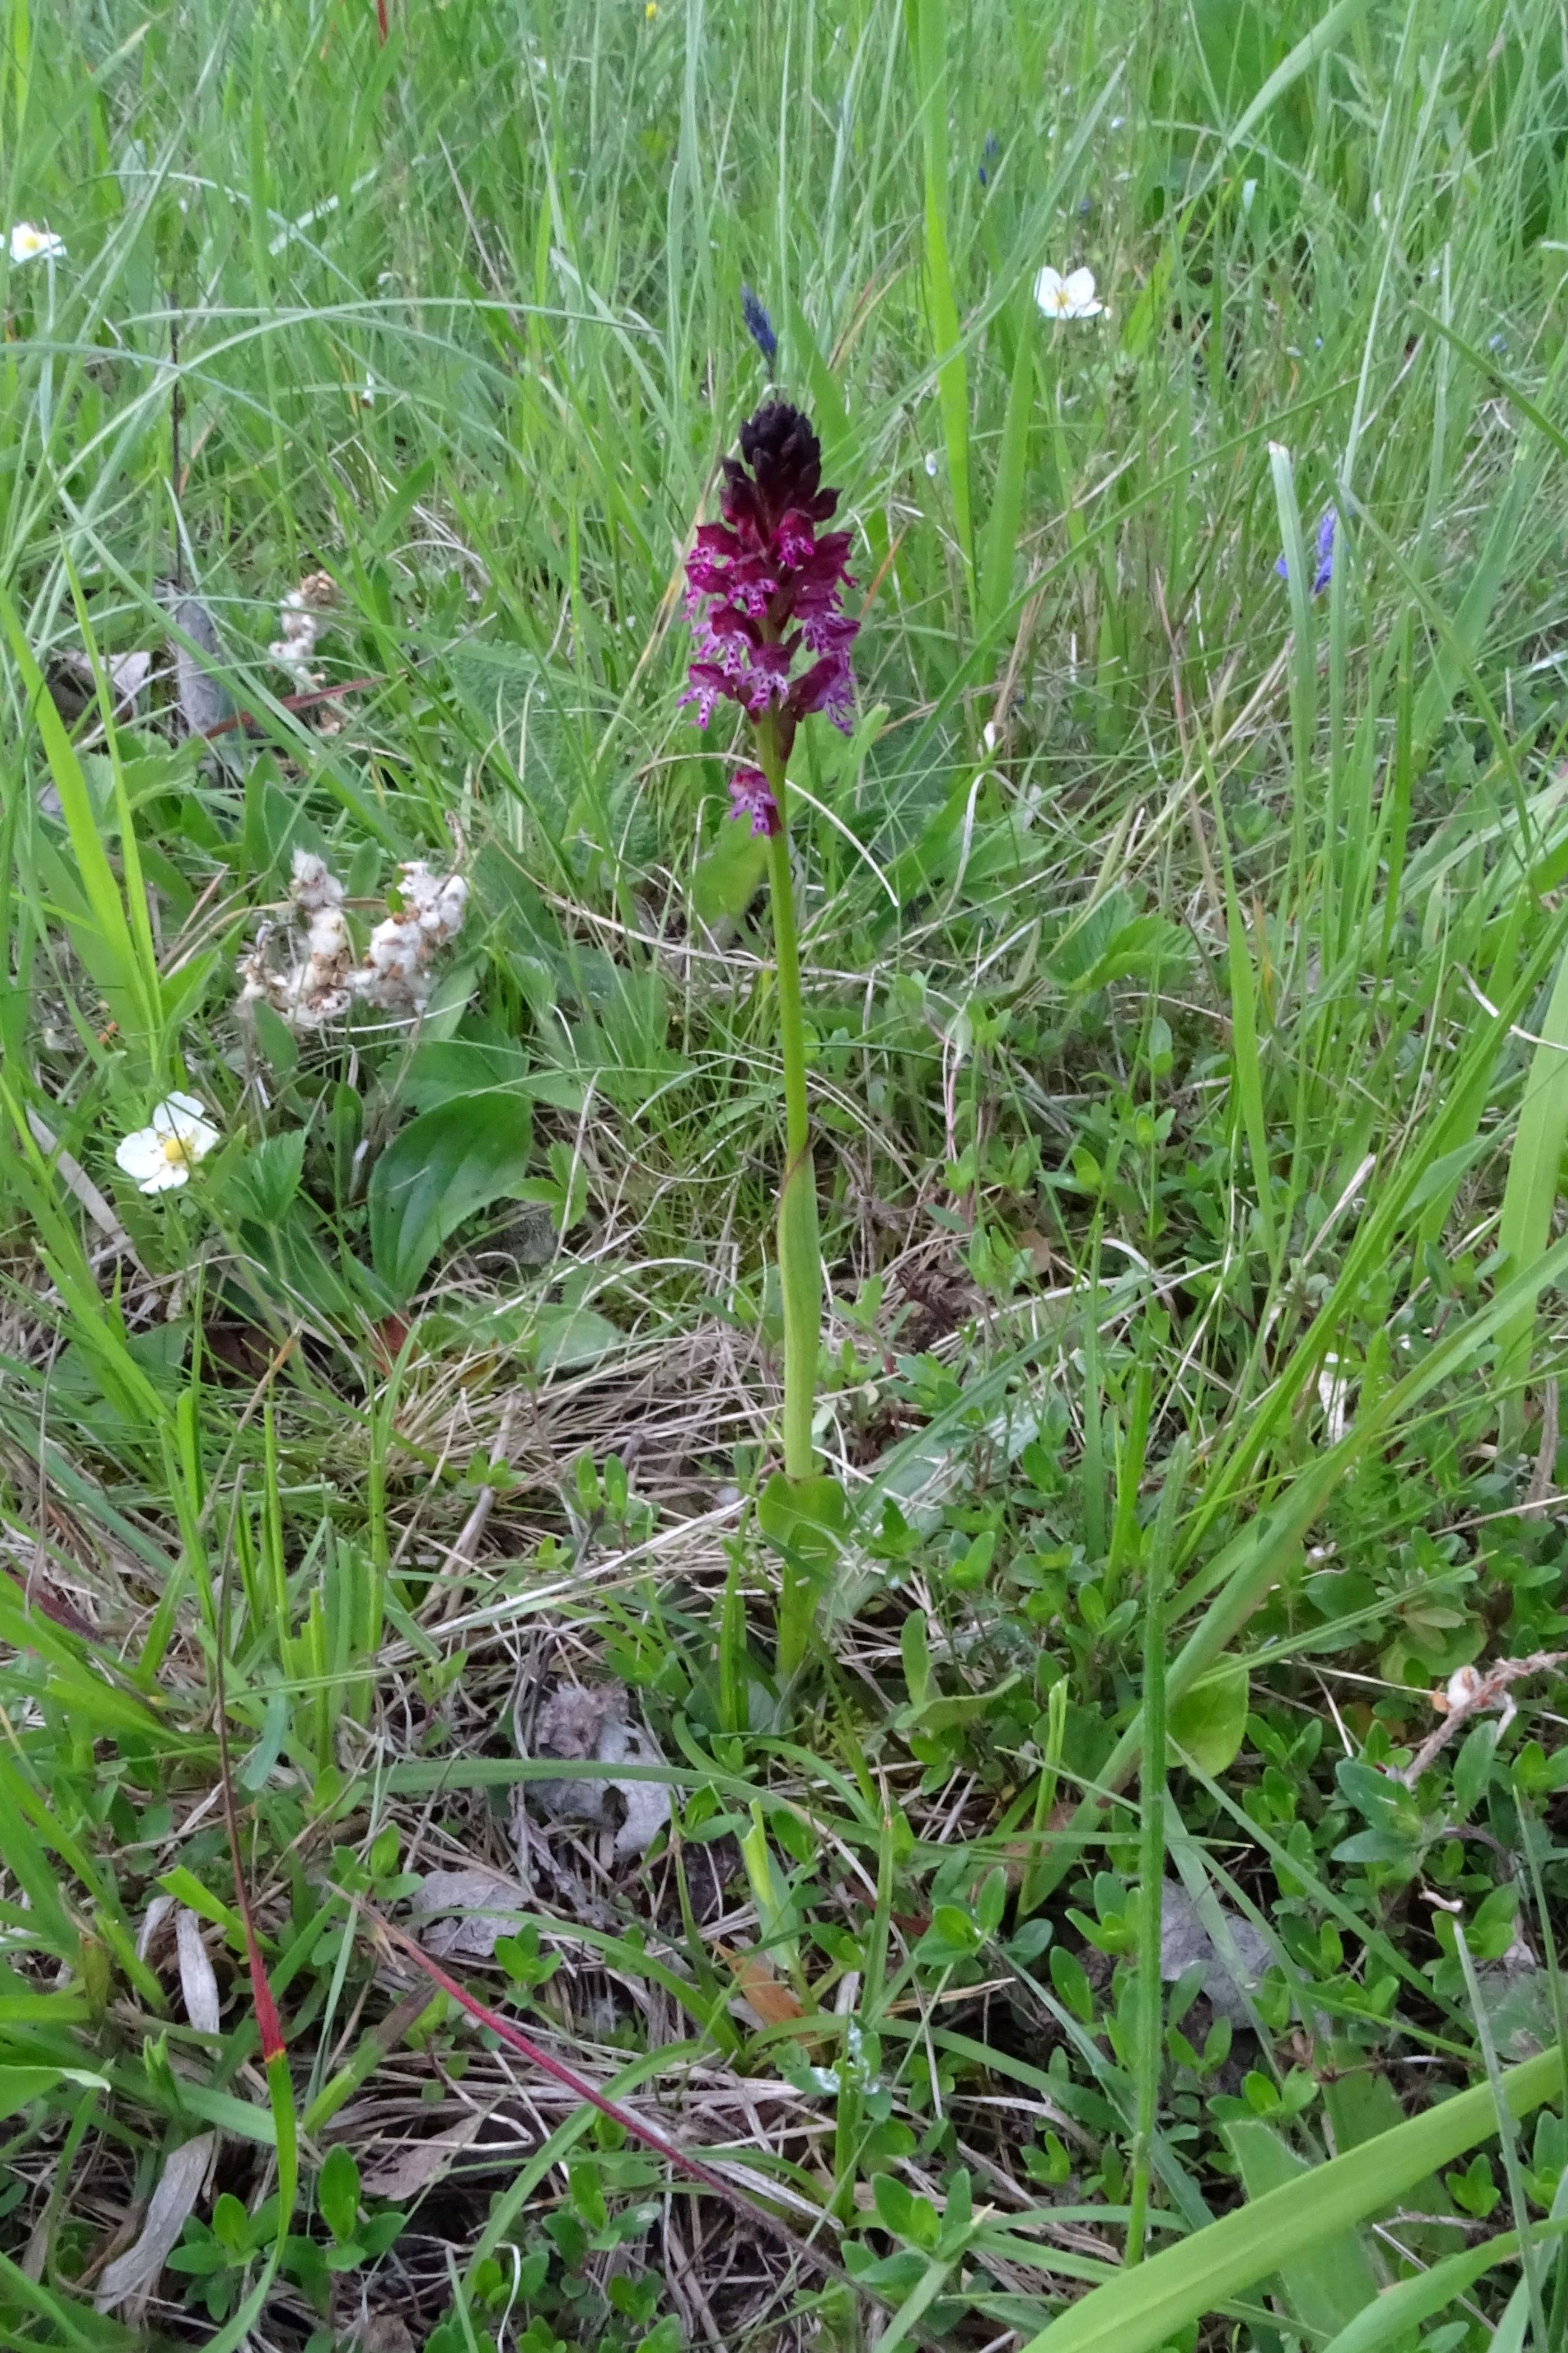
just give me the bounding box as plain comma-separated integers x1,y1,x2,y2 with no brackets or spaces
200,674,383,741
343,1897,948,2352
213,1581,287,2063
244,1921,287,2065
362,1904,738,2205
375,0,389,39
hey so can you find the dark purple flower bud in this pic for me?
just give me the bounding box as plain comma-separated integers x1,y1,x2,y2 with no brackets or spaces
728,764,781,837
681,401,860,760
978,132,1000,186
788,650,855,732
741,286,778,367
1276,506,1337,595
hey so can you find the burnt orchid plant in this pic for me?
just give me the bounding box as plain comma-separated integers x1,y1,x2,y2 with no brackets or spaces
681,401,859,1668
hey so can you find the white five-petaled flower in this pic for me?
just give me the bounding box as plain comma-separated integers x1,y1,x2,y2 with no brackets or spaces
1035,264,1103,320
9,222,65,267
115,1093,221,1195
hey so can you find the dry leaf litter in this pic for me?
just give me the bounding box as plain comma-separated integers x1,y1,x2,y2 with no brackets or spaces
1158,1880,1272,2027
523,1679,672,1864
93,1906,221,2315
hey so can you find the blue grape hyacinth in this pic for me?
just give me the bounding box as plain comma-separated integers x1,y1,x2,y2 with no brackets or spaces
741,286,777,367
1277,507,1337,595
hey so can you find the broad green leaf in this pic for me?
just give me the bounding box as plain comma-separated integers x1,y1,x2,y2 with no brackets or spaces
738,1803,798,1971
758,1472,848,1572
900,1672,1023,1735
222,1132,305,1226
873,2172,917,2239
1168,1660,1248,1776
368,1095,535,1301
1321,2054,1460,2256
534,1303,623,1372
403,1033,531,1109
691,819,769,925
1223,2118,1379,2339
317,2143,360,2243
249,996,301,1076
900,1613,932,1710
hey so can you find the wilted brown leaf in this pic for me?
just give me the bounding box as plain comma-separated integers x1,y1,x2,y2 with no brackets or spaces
723,1946,806,2028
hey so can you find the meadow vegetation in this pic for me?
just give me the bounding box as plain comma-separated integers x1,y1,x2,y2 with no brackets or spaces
3,0,1568,2347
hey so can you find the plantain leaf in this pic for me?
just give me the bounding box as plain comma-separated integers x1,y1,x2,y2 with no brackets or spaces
368,1096,534,1302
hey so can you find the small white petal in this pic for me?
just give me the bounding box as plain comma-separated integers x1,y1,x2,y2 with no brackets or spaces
152,1095,220,1159
116,1129,166,1183
924,451,938,477
116,1123,192,1196
1034,265,1065,313
9,221,65,265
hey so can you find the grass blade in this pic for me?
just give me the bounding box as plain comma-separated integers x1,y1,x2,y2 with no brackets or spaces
1319,2222,1568,2353
1494,937,1568,1429
1017,2044,1564,2353
909,0,973,604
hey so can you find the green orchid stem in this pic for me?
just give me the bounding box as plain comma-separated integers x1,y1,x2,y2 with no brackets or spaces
757,727,822,1488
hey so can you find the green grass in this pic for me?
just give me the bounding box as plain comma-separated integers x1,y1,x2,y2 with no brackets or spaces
3,0,1568,2346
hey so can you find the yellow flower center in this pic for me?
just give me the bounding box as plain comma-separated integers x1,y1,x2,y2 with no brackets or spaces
162,1135,192,1165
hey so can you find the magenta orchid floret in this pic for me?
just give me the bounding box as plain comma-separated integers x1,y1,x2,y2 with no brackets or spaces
680,401,858,769
728,764,781,837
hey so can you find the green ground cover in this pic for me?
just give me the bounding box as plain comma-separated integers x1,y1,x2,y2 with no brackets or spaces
3,0,1568,2347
